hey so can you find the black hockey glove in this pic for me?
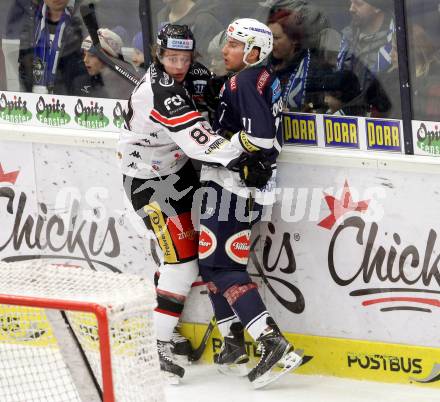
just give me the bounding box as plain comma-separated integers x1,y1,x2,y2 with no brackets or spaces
237,152,273,189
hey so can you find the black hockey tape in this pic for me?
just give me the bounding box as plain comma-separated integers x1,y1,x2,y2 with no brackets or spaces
79,3,100,46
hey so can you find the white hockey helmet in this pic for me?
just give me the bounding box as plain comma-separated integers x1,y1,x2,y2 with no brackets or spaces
226,18,273,66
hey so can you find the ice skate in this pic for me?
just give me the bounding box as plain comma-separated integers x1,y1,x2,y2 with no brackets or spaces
214,323,249,377
157,340,185,384
170,326,193,366
170,326,193,357
248,320,302,389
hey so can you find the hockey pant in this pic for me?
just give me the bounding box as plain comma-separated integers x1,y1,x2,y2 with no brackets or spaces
123,161,200,342
198,181,271,340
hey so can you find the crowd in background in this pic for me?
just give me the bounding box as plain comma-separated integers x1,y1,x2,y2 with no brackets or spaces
0,0,439,121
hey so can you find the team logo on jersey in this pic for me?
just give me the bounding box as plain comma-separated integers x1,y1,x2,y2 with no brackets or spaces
198,225,217,259
225,230,251,264
160,73,174,87
164,94,185,111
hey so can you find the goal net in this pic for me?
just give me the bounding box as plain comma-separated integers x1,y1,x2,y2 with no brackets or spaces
0,260,165,402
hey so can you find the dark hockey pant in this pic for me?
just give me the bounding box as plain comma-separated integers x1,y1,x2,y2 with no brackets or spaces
198,181,268,330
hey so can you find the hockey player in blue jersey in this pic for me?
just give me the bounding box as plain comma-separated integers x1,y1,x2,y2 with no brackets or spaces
198,18,303,389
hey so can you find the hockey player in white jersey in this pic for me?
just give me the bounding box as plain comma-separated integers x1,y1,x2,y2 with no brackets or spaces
118,24,271,382
197,18,303,389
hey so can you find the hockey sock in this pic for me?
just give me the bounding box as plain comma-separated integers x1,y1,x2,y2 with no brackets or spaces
217,315,240,338
245,312,271,341
153,258,198,341
224,284,269,341
154,290,185,342
207,287,239,338
154,311,180,342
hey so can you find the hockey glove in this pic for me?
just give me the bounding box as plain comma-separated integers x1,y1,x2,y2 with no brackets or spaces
237,152,273,189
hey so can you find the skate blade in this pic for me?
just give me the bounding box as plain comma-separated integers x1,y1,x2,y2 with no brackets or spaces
173,353,192,367
252,351,302,390
217,362,249,377
162,371,182,385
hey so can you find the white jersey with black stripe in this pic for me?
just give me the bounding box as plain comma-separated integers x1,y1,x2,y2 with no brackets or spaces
118,63,242,180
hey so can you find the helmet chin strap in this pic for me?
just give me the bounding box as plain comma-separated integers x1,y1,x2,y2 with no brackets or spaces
242,45,252,66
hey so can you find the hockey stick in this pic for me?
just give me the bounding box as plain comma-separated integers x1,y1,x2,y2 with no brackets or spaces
188,316,216,361
45,310,103,401
79,3,141,86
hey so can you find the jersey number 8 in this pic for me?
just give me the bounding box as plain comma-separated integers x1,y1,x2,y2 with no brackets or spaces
190,128,210,145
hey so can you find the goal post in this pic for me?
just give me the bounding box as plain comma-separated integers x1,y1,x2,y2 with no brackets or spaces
0,261,165,402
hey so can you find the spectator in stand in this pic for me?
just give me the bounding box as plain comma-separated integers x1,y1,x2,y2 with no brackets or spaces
156,0,223,65
267,9,330,112
408,23,440,121
111,25,129,47
337,0,395,95
5,0,38,40
254,0,340,67
322,70,361,115
18,0,86,94
72,28,134,100
131,31,146,72
252,0,307,21
364,32,401,118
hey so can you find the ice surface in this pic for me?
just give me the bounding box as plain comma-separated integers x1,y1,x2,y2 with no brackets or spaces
165,363,440,402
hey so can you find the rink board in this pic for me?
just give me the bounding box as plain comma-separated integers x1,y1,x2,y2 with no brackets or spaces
180,322,440,388
1,125,440,389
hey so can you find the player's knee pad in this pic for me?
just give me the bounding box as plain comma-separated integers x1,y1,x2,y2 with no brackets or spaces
156,259,199,298
156,259,199,318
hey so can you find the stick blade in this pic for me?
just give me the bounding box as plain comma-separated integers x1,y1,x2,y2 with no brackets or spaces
188,318,216,362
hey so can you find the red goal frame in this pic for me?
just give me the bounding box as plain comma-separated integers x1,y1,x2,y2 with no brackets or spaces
0,293,115,402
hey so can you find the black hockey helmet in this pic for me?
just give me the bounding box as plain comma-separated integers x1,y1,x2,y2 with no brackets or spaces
157,24,196,52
